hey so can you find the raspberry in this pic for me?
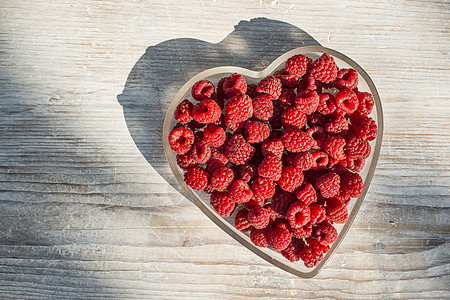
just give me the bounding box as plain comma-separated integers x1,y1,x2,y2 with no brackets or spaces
310,53,338,84
313,221,338,246
258,155,283,181
189,142,211,164
334,68,358,90
308,111,330,127
216,77,227,103
278,166,304,192
168,126,195,155
252,177,276,200
210,191,235,217
316,93,336,116
228,180,253,203
277,88,296,107
286,201,311,228
250,227,269,247
346,157,365,172
335,89,359,114
176,153,196,170
264,203,278,221
345,136,371,159
235,208,251,232
272,218,291,231
295,90,320,115
299,239,328,268
315,172,341,198
252,94,274,121
273,69,299,89
295,183,317,205
261,138,284,158
184,166,209,191
244,120,270,144
244,196,265,209
309,203,326,225
210,166,234,191
311,151,329,171
224,134,255,165
340,172,364,198
246,83,258,99
206,148,228,173
238,164,257,183
292,223,313,239
256,76,282,100
285,54,309,77
281,107,307,129
174,99,194,124
268,226,292,251
298,74,322,94
324,135,346,161
248,206,270,229
325,115,349,135
355,116,377,141
293,151,313,171
225,94,253,122
202,125,226,148
269,104,283,129
326,198,348,223
224,115,244,132
356,91,374,117
191,80,215,101
223,73,247,98
271,190,295,216
282,128,313,153
192,98,221,124
281,238,304,262
306,126,326,150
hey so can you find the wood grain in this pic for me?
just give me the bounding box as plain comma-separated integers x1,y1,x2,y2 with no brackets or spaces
1,0,449,299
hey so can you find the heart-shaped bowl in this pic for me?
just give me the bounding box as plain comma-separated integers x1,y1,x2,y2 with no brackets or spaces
163,46,383,277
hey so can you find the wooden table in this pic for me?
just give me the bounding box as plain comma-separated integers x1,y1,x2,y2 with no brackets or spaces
1,1,449,299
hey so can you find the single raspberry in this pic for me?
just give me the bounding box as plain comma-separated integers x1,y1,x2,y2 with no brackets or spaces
317,93,337,115
223,73,247,98
298,74,322,94
325,115,349,135
252,94,274,121
276,88,296,107
281,238,304,262
189,142,211,164
174,99,194,124
258,155,283,181
309,203,327,225
295,90,320,115
228,179,253,203
244,120,270,144
286,201,311,229
264,203,278,221
315,172,341,198
224,134,255,165
250,227,269,247
235,208,251,232
346,136,371,160
306,126,326,150
295,183,317,205
292,223,313,239
326,198,349,223
355,91,374,117
273,69,299,89
224,115,244,132
281,107,307,129
335,89,359,114
168,126,194,155
307,111,330,127
256,76,282,100
225,94,253,122
184,166,209,191
248,206,270,229
238,164,257,183
293,152,313,171
340,172,364,198
334,192,352,205
191,80,215,101
282,128,313,153
299,239,328,268
310,53,338,84
285,54,309,77
246,83,258,99
252,177,276,201
313,221,338,246
192,98,221,124
176,153,196,170
271,190,295,216
202,125,226,148
210,191,235,217
354,116,377,141
334,68,358,90
210,166,234,191
311,151,329,171
324,135,347,161
268,226,292,251
206,148,228,173
278,166,304,192
346,157,365,172
261,138,284,158
269,104,283,129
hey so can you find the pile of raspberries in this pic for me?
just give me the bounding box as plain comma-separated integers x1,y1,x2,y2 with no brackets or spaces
168,52,377,268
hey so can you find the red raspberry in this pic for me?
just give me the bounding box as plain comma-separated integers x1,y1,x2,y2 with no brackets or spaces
206,148,228,173
210,191,235,217
313,221,338,246
293,152,313,171
355,116,377,141
326,198,349,223
238,164,257,183
168,126,194,155
244,196,265,209
346,157,365,173
176,153,196,170
282,128,313,153
299,239,328,267
335,89,359,114
273,69,299,89
310,53,338,84
317,93,337,115
248,206,270,229
250,227,269,247
184,166,209,191
258,155,283,181
311,151,329,171
325,115,349,135
216,77,227,103
223,73,247,98
224,115,244,132
281,238,304,262
252,177,276,201
261,138,284,158
309,203,326,225
296,183,317,205
306,126,326,150
355,91,374,117
210,166,234,191
272,218,291,231
295,90,320,115
192,98,221,124
298,74,322,94
228,179,253,203
189,142,211,164
271,190,295,216
268,226,292,251
324,135,346,161
334,68,358,90
340,172,364,198
246,83,258,99
276,88,296,107
224,134,255,165
191,80,215,101
202,125,226,148
281,107,307,129
285,54,309,77
269,104,283,129
307,111,330,127
315,172,341,198
264,203,278,221
252,94,274,121
286,201,311,228
174,99,194,124
225,94,253,122
278,166,304,192
244,120,270,144
292,223,313,239
346,136,371,159
235,208,251,232
256,76,282,100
